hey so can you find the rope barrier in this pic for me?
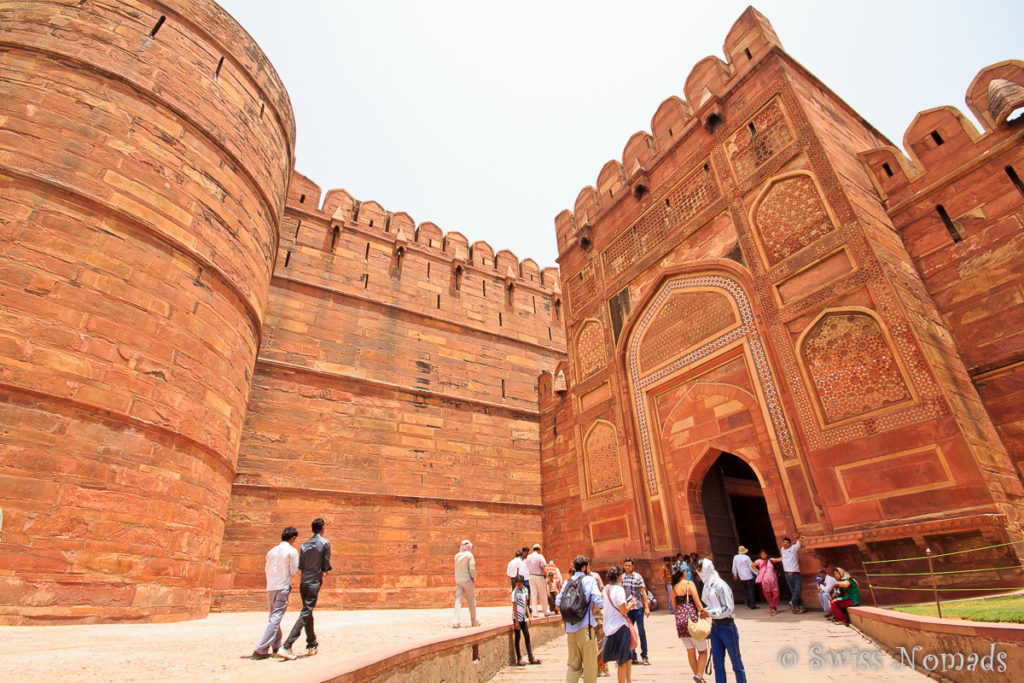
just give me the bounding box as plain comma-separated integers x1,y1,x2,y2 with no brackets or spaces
867,584,1024,592
861,539,1024,564
865,565,1024,577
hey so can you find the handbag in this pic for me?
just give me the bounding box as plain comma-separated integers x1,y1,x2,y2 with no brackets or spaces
685,582,712,640
688,612,712,640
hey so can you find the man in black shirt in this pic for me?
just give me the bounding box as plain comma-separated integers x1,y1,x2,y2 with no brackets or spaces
279,518,332,659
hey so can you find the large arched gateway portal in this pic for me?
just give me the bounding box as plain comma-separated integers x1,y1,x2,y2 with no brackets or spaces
701,453,779,589
622,269,809,557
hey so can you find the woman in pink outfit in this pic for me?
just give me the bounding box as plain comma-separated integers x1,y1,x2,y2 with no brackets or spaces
754,549,780,616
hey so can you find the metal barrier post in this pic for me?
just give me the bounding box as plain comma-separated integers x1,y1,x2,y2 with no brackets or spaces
926,547,942,618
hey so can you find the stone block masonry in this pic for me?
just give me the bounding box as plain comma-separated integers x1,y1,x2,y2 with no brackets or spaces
0,0,565,623
215,172,565,610
5,0,1020,627
0,0,294,623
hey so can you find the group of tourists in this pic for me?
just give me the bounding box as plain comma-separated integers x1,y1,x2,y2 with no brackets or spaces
726,536,807,616
244,523,860,680
503,543,565,664
549,535,861,683
250,519,332,661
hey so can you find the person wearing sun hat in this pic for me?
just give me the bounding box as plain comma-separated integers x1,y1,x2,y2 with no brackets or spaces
731,545,758,610
525,543,550,617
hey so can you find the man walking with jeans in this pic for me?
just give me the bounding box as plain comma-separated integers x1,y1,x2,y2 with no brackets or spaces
280,518,332,660
700,558,747,683
622,557,650,666
779,535,806,614
556,554,604,683
250,526,299,659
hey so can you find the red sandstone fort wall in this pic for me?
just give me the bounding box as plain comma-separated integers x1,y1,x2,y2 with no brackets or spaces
2,0,1020,625
544,6,1024,595
213,173,566,610
0,0,294,623
858,61,1024,481
538,365,588,572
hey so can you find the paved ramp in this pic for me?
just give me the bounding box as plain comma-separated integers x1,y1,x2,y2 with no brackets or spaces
491,609,930,681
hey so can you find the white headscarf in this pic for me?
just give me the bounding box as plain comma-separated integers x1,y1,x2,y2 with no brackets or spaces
460,539,472,551
699,558,722,586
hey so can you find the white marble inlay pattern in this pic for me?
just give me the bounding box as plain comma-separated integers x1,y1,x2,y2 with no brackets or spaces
628,275,796,495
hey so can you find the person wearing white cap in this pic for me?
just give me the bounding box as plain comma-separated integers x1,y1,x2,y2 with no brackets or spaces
452,539,480,628
731,545,758,610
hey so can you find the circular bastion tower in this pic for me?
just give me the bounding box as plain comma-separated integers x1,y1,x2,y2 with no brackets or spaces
0,0,294,622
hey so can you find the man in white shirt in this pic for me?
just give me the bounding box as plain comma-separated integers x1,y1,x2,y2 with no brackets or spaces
524,544,550,617
507,550,523,588
452,539,480,627
731,545,758,610
816,568,838,618
779,535,807,614
251,526,299,659
700,558,746,682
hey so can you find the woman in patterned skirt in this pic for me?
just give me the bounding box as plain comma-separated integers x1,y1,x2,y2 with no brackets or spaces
670,568,710,683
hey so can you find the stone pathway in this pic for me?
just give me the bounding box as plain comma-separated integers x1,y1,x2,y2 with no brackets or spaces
0,605,932,682
491,608,930,682
0,606,514,682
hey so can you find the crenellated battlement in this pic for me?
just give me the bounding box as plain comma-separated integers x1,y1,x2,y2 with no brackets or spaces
554,6,783,257
283,171,561,292
273,171,564,351
859,60,1024,208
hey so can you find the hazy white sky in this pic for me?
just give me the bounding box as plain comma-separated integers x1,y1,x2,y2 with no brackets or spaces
217,1,1023,269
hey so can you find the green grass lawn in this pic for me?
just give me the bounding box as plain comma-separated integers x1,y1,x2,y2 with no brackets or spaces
891,595,1024,623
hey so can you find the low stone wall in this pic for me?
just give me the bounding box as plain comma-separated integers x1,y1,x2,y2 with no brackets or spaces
850,606,1024,682
293,616,564,683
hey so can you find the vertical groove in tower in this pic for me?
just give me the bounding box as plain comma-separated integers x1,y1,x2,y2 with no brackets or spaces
0,0,295,623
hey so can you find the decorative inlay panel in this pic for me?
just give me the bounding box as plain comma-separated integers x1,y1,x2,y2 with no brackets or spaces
628,274,797,495
835,445,953,503
585,421,623,495
727,97,795,181
802,311,912,424
576,320,607,380
754,174,834,266
602,160,721,280
638,291,737,374
566,262,597,318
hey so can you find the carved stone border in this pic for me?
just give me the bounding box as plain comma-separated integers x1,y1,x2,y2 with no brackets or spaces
627,274,797,495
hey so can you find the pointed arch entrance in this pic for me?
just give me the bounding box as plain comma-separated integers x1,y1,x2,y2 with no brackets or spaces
619,266,813,555
701,452,779,580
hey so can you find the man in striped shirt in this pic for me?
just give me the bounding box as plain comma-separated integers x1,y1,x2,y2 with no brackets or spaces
621,558,650,666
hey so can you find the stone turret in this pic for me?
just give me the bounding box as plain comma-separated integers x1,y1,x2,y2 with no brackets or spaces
0,0,295,623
